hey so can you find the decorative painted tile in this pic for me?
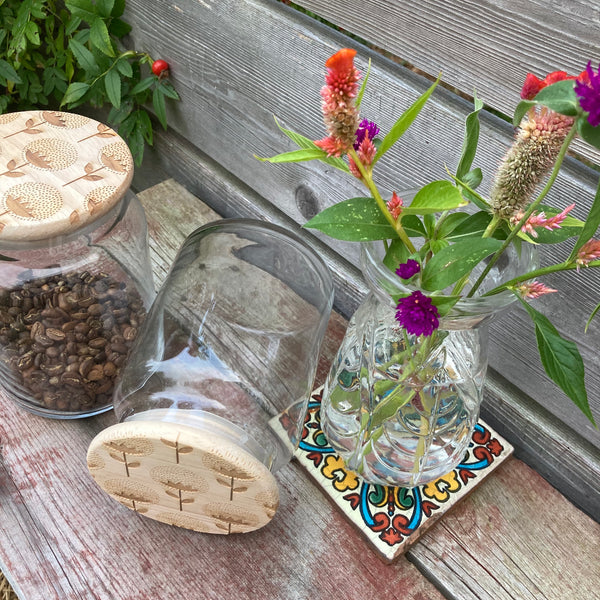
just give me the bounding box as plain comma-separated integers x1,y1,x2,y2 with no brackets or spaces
271,387,513,562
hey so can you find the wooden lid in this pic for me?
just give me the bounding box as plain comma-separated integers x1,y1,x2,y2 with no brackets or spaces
87,420,280,534
0,110,133,242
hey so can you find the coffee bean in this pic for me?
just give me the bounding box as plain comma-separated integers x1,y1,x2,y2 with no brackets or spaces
46,328,66,341
0,271,145,414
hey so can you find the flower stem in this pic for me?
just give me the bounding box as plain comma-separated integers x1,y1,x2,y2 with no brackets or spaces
348,147,417,253
467,125,578,298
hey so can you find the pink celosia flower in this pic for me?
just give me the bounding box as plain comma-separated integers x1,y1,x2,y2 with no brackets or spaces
314,48,361,157
348,134,377,179
516,281,558,299
576,239,600,270
511,203,575,237
386,191,403,220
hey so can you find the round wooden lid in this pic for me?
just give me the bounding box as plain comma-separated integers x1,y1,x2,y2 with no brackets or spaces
0,110,133,242
87,420,280,534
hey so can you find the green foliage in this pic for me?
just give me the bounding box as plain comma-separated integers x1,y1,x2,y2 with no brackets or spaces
304,197,397,241
0,0,180,165
518,296,595,426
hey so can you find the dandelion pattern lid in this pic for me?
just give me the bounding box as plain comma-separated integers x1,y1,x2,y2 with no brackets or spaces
0,110,133,241
87,420,280,535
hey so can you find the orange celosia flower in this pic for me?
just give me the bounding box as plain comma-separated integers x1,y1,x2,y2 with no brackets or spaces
314,48,361,157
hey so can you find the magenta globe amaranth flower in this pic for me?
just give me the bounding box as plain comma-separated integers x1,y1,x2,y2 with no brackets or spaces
575,61,600,126
395,291,439,337
354,119,380,150
395,259,420,280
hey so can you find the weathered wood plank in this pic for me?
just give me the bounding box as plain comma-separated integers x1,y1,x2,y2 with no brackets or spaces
122,0,600,453
412,458,600,600
292,0,600,164
0,180,444,600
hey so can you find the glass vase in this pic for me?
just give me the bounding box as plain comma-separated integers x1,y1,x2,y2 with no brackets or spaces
321,239,536,487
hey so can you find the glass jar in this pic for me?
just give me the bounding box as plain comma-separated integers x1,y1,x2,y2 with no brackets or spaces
320,239,536,488
0,110,154,418
87,219,334,533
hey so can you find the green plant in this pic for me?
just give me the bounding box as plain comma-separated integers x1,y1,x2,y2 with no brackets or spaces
0,0,179,165
258,49,600,428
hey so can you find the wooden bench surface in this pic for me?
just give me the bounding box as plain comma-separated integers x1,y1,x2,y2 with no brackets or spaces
0,179,599,600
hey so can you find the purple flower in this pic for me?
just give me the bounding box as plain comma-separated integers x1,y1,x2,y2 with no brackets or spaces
575,62,600,127
354,119,380,150
395,259,420,280
395,291,439,337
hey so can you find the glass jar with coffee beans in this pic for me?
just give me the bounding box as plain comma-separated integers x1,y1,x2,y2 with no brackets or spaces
0,111,155,418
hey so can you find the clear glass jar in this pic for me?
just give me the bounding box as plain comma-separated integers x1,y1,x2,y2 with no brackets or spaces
321,239,536,488
0,111,154,418
88,219,333,534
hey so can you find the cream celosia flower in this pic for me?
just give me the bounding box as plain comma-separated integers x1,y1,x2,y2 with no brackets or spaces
490,107,575,219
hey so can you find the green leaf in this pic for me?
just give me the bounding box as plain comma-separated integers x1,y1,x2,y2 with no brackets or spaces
273,117,349,172
130,76,155,95
304,197,397,241
61,81,90,106
116,57,133,78
436,212,470,239
112,0,126,17
157,81,180,100
569,181,600,261
135,109,153,145
578,118,600,151
356,58,370,109
65,15,82,36
402,214,427,237
456,93,483,179
518,297,595,426
68,38,100,75
256,148,329,163
462,167,482,189
374,75,440,164
421,238,503,291
0,59,22,84
383,239,410,271
403,180,468,215
585,302,600,333
65,0,97,22
445,211,493,241
109,18,132,38
104,68,121,108
152,86,167,129
97,0,115,18
429,239,449,254
24,21,40,45
89,17,114,56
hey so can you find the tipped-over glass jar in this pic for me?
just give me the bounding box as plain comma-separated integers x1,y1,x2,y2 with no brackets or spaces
0,111,154,418
87,219,334,534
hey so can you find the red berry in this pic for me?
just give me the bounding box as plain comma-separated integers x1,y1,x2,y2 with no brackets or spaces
151,59,169,76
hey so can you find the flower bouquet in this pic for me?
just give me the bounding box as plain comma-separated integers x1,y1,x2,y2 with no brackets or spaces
258,49,600,486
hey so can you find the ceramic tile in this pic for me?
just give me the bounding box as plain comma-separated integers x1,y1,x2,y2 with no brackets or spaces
271,387,513,562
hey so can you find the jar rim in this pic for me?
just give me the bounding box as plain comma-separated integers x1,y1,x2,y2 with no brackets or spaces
182,217,334,301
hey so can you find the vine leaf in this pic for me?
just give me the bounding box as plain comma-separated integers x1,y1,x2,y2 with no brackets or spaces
181,498,195,504
43,111,67,127
4,172,24,178
165,489,180,498
84,174,103,181
84,162,95,173
70,210,80,224
7,159,16,170
178,445,193,454
128,461,141,468
101,153,127,172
